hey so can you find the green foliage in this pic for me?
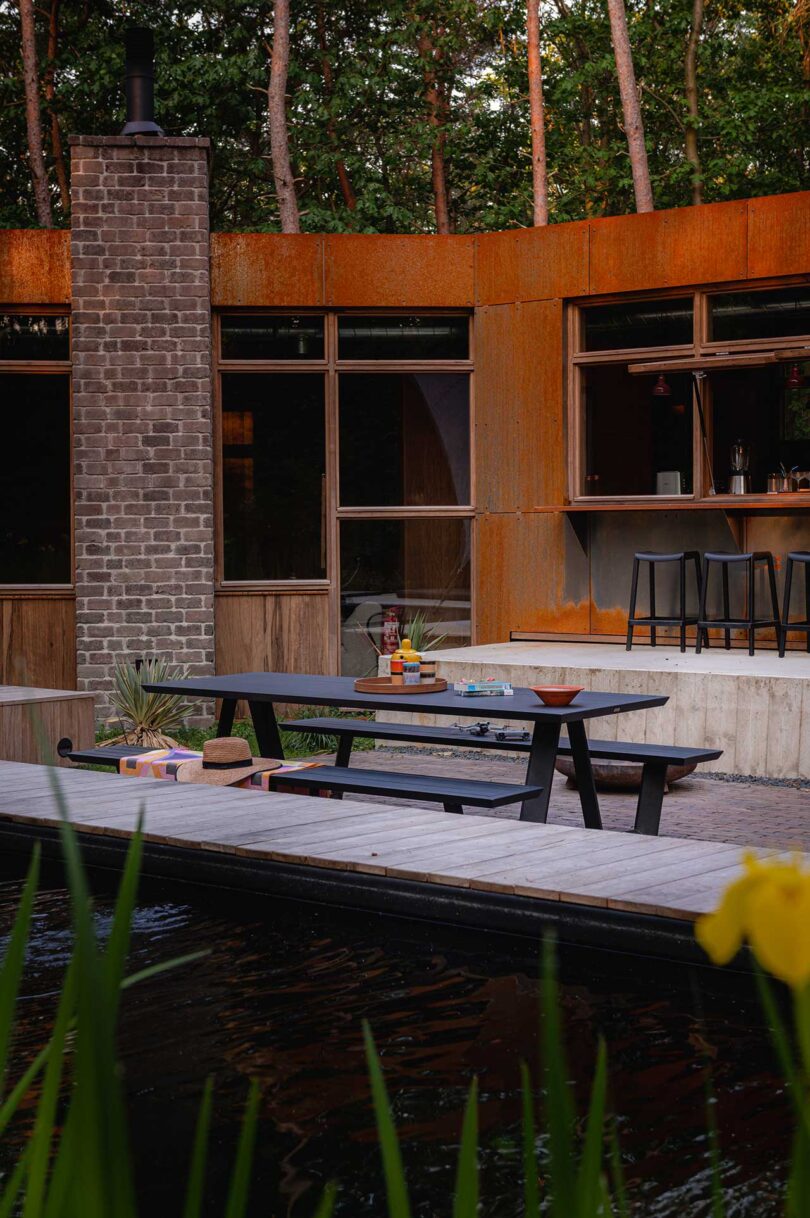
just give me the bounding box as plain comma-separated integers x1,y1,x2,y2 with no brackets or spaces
398,610,449,653
108,658,192,748
0,0,806,232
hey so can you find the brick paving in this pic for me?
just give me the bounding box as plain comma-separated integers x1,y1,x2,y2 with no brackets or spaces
301,746,810,851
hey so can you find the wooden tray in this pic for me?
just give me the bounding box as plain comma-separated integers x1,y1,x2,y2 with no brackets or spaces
354,676,447,695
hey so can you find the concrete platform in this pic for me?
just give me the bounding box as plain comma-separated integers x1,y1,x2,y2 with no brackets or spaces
392,642,810,780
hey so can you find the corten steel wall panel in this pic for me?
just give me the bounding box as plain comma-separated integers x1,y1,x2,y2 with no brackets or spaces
324,235,475,307
0,230,70,304
475,513,589,642
747,192,810,280
215,593,330,683
0,597,76,689
210,233,324,307
588,201,748,296
474,299,565,512
475,222,589,305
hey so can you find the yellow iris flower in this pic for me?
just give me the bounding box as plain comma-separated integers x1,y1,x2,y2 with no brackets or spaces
695,853,810,991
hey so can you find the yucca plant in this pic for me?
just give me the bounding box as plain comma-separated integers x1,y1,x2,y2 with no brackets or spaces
398,610,449,654
107,657,192,749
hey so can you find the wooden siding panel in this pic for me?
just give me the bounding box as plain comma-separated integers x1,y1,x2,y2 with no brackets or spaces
475,513,589,642
215,592,330,674
747,192,810,279
325,235,475,307
588,201,748,295
475,223,589,305
210,233,324,307
0,230,70,305
474,299,565,512
0,597,76,689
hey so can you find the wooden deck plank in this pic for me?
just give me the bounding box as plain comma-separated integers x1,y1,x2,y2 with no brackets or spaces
0,761,795,927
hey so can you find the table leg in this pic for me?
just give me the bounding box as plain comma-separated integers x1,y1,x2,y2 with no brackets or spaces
248,700,284,759
217,698,236,738
566,720,603,830
520,723,561,823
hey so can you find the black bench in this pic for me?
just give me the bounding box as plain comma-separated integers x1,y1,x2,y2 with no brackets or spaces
56,740,153,766
281,718,723,835
55,738,541,817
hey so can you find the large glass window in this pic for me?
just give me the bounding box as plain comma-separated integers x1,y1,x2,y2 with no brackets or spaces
709,286,810,343
583,366,693,497
339,373,470,506
340,518,471,676
0,314,69,361
583,298,692,352
220,315,324,361
338,315,468,360
0,374,70,583
221,373,326,580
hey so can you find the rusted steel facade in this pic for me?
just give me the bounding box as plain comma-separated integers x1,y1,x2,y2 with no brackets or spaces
2,189,810,690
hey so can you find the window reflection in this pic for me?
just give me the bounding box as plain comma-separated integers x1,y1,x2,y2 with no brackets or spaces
0,315,69,361
583,299,693,352
338,315,468,360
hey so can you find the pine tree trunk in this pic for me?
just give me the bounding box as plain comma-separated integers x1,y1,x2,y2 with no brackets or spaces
19,0,53,227
268,0,300,233
417,32,451,234
606,0,654,213
527,0,549,225
684,0,704,205
316,2,357,212
45,0,70,213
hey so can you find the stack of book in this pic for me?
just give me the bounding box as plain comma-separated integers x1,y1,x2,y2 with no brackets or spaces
452,680,514,697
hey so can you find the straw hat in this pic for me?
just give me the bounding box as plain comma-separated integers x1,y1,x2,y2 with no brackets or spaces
175,736,281,787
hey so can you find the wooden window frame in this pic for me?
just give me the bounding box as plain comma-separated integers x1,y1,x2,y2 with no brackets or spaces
566,276,810,505
0,306,73,592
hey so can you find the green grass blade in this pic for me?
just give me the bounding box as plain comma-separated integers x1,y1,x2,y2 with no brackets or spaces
0,845,40,1096
786,1120,810,1218
313,1182,339,1218
103,818,144,1002
182,1077,214,1218
452,1078,479,1218
520,1062,541,1218
0,1144,32,1218
362,1020,411,1218
0,1044,52,1139
224,1080,261,1218
540,937,576,1217
753,965,810,1141
120,950,208,991
21,961,77,1218
576,1038,608,1214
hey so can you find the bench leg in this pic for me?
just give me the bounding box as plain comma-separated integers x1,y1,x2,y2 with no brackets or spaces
443,802,464,814
634,762,668,835
217,697,236,738
520,723,560,823
248,700,284,760
566,720,603,830
335,735,354,767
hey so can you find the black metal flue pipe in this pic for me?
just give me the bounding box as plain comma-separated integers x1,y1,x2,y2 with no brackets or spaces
121,26,163,135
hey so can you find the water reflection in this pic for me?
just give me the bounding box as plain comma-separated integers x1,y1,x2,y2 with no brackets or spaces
0,870,789,1217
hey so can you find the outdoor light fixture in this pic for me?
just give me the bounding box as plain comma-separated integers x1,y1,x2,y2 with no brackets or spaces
786,363,805,389
651,374,671,396
121,27,163,136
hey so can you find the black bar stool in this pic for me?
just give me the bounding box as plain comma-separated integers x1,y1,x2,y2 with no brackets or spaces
626,551,701,652
779,551,810,656
696,551,779,656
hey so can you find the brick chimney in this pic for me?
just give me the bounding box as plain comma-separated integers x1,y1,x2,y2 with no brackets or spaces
69,134,214,716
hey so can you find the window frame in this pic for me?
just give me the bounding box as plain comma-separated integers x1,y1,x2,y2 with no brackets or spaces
213,308,475,592
0,306,73,591
567,276,810,504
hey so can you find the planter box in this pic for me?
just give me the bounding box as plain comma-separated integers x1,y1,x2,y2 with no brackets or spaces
0,685,95,766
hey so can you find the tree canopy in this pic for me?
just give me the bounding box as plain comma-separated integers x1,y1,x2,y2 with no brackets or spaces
0,0,807,232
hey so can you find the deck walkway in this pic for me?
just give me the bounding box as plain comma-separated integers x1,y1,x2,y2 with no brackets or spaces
0,759,785,948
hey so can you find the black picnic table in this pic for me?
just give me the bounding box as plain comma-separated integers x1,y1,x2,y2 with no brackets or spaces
142,670,668,829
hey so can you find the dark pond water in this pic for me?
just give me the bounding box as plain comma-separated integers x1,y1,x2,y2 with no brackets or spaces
0,858,790,1217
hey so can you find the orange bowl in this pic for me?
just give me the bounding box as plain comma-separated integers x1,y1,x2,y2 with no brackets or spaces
530,685,584,707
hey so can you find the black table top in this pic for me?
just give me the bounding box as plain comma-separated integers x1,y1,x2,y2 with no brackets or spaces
143,671,668,724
